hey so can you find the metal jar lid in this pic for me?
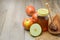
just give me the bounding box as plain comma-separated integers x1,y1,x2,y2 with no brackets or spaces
37,8,49,17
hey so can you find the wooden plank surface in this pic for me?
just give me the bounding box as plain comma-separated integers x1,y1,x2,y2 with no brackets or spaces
0,0,25,40
0,0,60,40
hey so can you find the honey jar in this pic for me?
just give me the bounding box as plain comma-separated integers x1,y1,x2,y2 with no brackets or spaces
37,8,49,32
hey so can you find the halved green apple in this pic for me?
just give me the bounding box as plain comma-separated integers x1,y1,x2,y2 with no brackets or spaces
30,23,42,36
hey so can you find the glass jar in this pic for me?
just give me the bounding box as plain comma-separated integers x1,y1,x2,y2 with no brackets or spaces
37,8,49,32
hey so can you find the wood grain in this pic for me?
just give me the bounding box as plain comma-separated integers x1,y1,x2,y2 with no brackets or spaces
35,32,60,40
0,0,25,40
0,0,60,40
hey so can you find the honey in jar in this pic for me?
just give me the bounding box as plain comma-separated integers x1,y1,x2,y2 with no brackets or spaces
37,8,49,32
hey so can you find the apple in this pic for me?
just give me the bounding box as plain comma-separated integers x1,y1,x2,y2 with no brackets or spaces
26,5,35,16
32,12,38,23
30,23,42,36
23,18,34,30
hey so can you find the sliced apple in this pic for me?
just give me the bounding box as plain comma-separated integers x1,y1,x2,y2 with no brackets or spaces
30,23,42,36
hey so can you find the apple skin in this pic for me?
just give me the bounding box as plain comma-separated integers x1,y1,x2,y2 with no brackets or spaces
23,18,34,30
26,5,35,16
32,12,38,23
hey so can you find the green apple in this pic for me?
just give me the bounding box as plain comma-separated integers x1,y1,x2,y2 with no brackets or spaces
30,23,42,36
37,8,49,16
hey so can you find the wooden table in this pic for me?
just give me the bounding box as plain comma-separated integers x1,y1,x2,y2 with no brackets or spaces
0,0,60,40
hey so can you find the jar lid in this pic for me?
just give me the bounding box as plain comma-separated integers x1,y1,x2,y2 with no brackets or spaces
37,8,49,16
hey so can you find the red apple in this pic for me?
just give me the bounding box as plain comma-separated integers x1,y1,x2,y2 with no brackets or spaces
26,5,35,16
32,12,38,23
23,18,34,30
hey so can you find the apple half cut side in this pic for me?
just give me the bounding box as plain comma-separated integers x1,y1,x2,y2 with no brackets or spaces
30,23,42,37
